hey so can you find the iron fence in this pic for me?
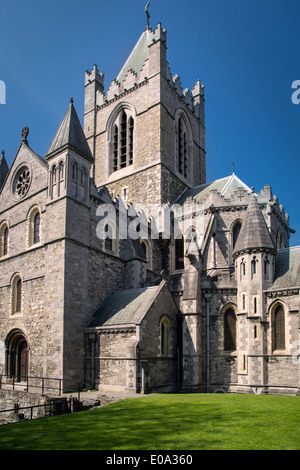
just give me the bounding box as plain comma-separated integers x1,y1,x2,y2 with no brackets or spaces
0,374,81,399
0,396,80,423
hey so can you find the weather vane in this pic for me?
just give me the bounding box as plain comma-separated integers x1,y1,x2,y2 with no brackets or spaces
232,160,235,174
145,1,150,29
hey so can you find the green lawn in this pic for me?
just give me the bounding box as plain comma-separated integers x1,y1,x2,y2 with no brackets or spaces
0,393,299,450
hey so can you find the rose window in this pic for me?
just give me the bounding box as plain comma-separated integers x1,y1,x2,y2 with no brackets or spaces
13,167,31,198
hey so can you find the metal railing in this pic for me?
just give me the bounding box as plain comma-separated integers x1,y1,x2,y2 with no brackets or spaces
0,400,68,421
0,374,81,399
0,396,81,423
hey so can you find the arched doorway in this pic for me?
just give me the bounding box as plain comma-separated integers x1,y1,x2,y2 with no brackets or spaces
5,330,29,381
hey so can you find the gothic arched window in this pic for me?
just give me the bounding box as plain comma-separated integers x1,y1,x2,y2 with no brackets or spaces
11,274,22,315
112,109,134,172
33,212,40,244
224,307,237,351
177,116,188,178
0,222,9,257
5,329,28,379
232,221,242,249
27,206,41,247
104,224,113,252
264,258,270,279
272,304,285,351
103,222,117,253
160,315,171,356
3,227,8,255
240,259,246,279
251,257,257,278
175,237,184,270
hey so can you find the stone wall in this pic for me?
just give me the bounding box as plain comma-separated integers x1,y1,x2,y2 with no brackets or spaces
0,390,69,423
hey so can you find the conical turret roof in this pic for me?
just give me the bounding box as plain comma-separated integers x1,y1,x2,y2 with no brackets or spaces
46,99,93,162
233,191,275,256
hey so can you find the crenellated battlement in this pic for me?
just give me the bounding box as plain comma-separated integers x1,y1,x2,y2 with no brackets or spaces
85,23,204,120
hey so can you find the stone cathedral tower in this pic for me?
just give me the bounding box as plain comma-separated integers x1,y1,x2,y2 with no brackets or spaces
84,23,206,211
0,11,298,398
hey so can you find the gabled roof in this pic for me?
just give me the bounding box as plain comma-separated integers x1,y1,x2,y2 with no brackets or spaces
270,246,300,290
233,191,275,256
88,285,163,328
116,29,150,84
177,173,252,205
46,99,93,162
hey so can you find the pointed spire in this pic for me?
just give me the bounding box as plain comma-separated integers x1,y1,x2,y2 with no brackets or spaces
0,150,9,190
232,192,276,257
145,1,150,29
46,99,93,162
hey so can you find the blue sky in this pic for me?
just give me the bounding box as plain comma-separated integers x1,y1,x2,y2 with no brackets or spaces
0,0,299,244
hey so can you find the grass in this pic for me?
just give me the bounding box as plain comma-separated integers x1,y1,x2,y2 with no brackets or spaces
0,393,299,450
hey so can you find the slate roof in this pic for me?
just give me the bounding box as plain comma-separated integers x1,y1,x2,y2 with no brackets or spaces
116,29,149,84
176,173,251,205
46,99,93,162
233,191,275,256
88,285,160,328
270,246,300,289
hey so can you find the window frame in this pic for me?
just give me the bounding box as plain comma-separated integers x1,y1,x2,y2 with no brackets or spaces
271,303,286,352
159,315,172,356
27,206,41,248
0,221,9,257
222,305,237,352
175,110,192,181
109,106,135,173
11,273,23,316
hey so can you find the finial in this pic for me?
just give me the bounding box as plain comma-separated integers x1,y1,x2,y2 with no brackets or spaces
232,160,235,174
70,97,74,104
21,127,29,144
145,1,150,29
1,150,4,158
251,187,255,193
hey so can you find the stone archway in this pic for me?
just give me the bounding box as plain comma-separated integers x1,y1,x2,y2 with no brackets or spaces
5,329,29,381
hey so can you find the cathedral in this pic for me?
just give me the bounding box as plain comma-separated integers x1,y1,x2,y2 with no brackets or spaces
0,17,299,397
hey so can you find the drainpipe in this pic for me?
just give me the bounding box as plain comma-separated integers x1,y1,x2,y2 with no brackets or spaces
204,293,212,393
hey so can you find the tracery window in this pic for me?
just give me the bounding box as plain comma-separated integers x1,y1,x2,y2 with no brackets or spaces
13,166,31,199
112,110,134,172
